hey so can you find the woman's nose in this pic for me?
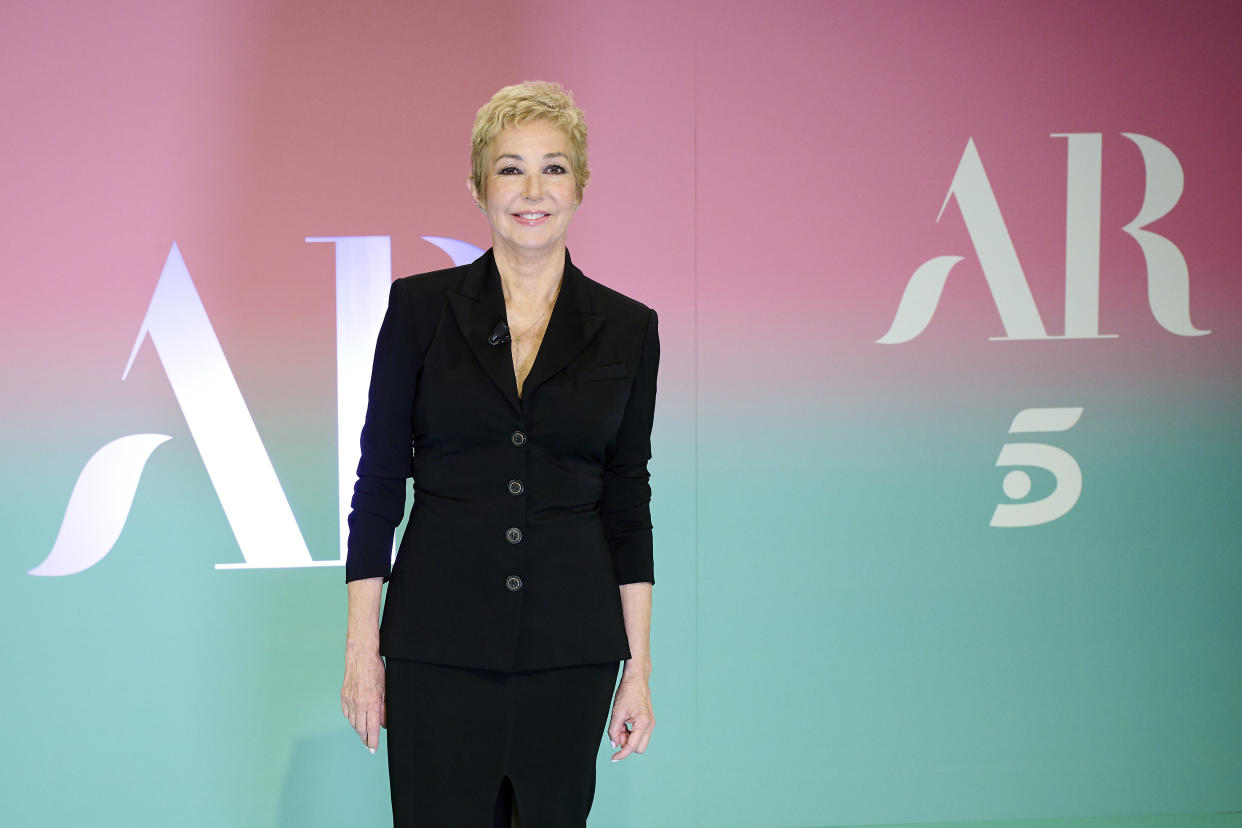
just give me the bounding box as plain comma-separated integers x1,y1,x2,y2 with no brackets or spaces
523,173,543,200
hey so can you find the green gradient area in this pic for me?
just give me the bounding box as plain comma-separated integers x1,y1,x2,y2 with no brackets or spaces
3,390,1238,826
827,817,1242,828
0,424,699,827
2,438,384,826
693,393,1242,827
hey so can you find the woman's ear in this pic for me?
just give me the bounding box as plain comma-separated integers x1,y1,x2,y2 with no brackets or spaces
467,178,485,211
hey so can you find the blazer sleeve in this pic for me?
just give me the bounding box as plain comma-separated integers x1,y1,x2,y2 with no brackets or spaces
345,278,417,582
599,306,660,585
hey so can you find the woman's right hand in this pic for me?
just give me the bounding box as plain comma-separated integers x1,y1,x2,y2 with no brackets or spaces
342,646,386,753
342,576,386,753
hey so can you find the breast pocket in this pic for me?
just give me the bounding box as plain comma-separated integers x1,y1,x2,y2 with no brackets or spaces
541,363,633,456
571,363,629,383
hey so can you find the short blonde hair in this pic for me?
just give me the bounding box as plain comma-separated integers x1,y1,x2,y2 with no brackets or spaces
470,81,590,202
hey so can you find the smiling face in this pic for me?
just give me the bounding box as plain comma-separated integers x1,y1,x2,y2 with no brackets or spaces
470,119,581,260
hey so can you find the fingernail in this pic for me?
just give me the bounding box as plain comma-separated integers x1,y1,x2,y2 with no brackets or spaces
611,758,619,763
369,747,376,755
610,740,617,748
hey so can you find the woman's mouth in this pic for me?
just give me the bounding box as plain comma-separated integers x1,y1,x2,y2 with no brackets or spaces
512,212,550,226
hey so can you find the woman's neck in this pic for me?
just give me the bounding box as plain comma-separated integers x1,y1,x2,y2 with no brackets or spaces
493,243,565,306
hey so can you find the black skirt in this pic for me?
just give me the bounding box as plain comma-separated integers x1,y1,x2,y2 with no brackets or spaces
385,657,620,827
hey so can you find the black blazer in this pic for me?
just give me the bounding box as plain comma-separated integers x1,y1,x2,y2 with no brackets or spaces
345,247,659,672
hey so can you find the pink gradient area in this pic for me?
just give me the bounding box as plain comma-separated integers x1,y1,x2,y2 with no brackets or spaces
1,0,1239,428
692,0,1242,398
0,0,697,434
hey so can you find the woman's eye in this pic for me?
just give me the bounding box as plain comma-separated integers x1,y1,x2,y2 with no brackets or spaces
543,164,566,175
498,166,522,175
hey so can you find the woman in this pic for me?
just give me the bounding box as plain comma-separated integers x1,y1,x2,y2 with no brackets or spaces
340,81,658,827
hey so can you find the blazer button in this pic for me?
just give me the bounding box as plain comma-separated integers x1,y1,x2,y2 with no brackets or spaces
505,575,523,591
505,527,523,544
507,479,524,495
511,430,526,446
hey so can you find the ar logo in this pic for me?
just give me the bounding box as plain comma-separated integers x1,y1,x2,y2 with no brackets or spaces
878,134,1209,343
29,235,482,576
990,407,1084,528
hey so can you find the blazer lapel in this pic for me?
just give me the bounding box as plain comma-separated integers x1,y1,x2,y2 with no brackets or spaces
522,249,605,400
446,249,521,414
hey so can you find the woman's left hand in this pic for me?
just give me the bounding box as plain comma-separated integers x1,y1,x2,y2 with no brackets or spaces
607,673,654,761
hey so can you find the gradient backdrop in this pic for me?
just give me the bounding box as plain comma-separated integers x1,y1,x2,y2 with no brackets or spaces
2,1,1240,826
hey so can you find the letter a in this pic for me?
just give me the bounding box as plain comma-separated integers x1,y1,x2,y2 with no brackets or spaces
125,243,313,568
879,139,1047,343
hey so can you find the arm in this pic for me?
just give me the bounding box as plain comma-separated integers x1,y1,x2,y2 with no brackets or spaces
340,278,420,752
345,278,419,582
603,307,660,761
599,307,660,585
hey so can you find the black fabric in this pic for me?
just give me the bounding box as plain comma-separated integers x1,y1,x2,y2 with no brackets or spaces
385,656,620,828
491,775,516,828
346,247,660,672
